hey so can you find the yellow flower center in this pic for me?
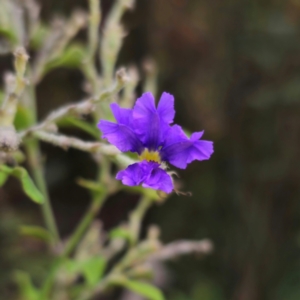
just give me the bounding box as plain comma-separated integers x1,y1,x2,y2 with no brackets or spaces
139,148,161,163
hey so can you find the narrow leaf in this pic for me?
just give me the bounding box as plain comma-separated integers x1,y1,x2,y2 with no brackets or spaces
14,271,40,300
116,279,165,300
65,256,106,287
0,27,18,44
44,44,86,72
14,105,33,130
20,225,53,242
109,227,133,242
0,170,9,186
0,89,4,106
58,116,100,139
81,256,106,286
0,165,44,204
76,178,105,193
30,23,49,49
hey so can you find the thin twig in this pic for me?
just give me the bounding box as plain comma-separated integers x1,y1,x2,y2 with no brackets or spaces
0,47,29,127
32,130,136,171
62,191,108,257
19,68,129,139
33,131,116,153
129,196,152,245
147,239,214,262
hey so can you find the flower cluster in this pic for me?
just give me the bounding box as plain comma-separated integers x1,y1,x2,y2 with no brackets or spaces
98,92,213,193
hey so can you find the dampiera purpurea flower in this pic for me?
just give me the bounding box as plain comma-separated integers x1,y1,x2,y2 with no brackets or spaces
98,92,213,194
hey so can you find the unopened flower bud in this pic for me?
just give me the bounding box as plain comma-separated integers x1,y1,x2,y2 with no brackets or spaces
116,68,129,85
0,126,20,152
14,47,29,78
4,72,16,94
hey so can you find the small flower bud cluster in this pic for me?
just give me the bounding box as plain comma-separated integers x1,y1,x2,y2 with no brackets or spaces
0,126,20,152
116,68,130,85
0,47,29,125
14,47,30,79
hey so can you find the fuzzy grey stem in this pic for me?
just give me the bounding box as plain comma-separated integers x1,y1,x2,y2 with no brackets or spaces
19,68,129,139
33,131,119,154
147,239,214,262
0,47,29,127
32,130,136,169
32,11,87,84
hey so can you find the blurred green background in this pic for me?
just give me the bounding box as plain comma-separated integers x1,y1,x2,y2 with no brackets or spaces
2,0,300,299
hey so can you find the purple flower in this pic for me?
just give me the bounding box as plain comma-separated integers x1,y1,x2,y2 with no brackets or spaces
98,92,213,194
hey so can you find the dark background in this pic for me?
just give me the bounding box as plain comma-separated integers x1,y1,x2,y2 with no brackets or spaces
1,0,300,299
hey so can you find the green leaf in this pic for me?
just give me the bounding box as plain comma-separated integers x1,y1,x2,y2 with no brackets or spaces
14,271,40,300
0,27,17,44
0,165,44,204
116,279,165,300
44,44,86,72
14,105,33,130
65,259,80,274
0,89,4,106
81,256,106,286
11,150,26,164
122,185,160,201
0,170,9,186
65,256,106,287
58,117,100,139
20,225,53,242
109,227,133,242
76,178,105,193
30,23,49,49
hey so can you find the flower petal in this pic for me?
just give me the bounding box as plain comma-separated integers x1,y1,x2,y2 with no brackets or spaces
190,131,204,141
161,124,187,145
161,125,213,169
132,92,163,149
98,120,143,153
116,161,157,186
132,92,175,150
116,161,173,193
157,92,175,124
116,162,150,186
142,167,173,193
98,103,143,153
110,103,132,126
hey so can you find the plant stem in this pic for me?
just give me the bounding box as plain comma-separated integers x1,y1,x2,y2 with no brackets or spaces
40,178,108,298
63,190,107,257
24,80,60,246
25,140,60,246
77,196,154,300
129,196,152,244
